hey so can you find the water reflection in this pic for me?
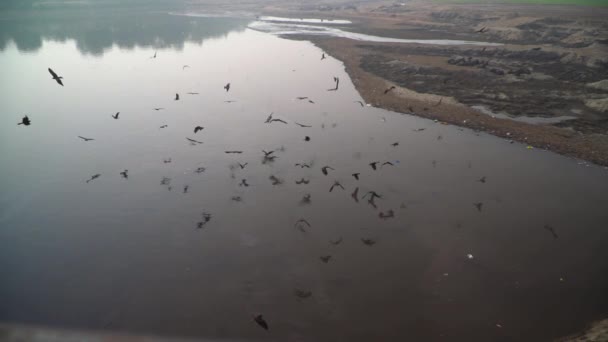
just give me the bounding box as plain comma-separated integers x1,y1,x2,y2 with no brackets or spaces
0,10,250,55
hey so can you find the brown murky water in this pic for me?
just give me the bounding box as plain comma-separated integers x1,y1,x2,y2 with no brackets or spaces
1,10,608,342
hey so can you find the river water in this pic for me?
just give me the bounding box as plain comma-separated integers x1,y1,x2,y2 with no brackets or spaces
1,9,607,342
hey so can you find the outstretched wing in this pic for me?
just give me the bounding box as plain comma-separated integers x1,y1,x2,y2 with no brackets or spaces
48,68,58,78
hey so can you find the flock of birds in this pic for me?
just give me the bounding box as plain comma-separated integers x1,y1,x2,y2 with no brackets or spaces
17,51,502,333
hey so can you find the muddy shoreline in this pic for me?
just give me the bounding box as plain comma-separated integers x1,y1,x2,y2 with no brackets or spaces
260,1,608,166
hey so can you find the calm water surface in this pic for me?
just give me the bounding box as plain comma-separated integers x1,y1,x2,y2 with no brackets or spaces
1,10,608,342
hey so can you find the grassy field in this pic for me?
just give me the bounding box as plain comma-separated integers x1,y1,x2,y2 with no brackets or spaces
434,0,608,6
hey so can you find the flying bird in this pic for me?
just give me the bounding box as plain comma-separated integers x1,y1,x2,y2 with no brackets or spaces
391,142,399,147
478,176,486,183
238,163,248,169
384,86,396,94
361,238,376,246
154,108,164,111
320,255,332,263
543,224,558,239
381,161,394,168
330,237,343,245
295,122,312,128
48,68,64,86
379,210,395,219
264,112,274,123
354,101,365,107
352,173,360,180
329,181,344,192
183,65,190,69
476,27,488,33
296,97,308,100
151,51,157,59
186,137,203,145
321,166,334,175
321,53,326,60
295,163,311,168
175,93,180,101
111,112,120,119
304,136,310,141
78,136,94,142
224,83,230,92
120,170,128,179
86,174,101,183
253,314,269,331
269,175,283,185
159,125,168,129
194,126,204,133
351,187,359,202
17,115,31,126
239,179,249,187
262,150,275,157
435,98,443,106
474,202,483,212
294,289,312,299
369,162,379,170
183,185,189,194
225,150,243,154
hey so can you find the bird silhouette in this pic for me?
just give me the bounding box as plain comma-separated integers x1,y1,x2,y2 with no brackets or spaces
329,181,344,192
352,173,360,180
86,174,101,183
17,115,31,126
194,126,204,133
253,314,269,331
183,185,189,193
321,53,326,60
224,83,231,92
474,202,483,212
476,27,488,33
187,92,199,95
239,179,249,187
308,100,315,104
304,136,311,142
330,237,343,245
264,112,274,123
361,238,376,246
163,158,172,164
269,175,283,185
363,191,382,208
159,125,168,129
253,314,269,330
194,167,206,174
435,98,443,106
111,112,120,119
78,136,94,142
175,93,180,101
384,86,396,94
320,255,332,263
437,135,443,141
351,187,360,202
120,170,128,179
543,224,558,239
161,177,171,186
154,108,164,111
48,68,64,86
321,166,334,175
196,212,212,229
354,101,365,107
295,178,310,185
369,162,379,170
262,150,275,157
225,151,243,154
379,210,395,219
300,194,311,205
183,65,190,70
413,128,425,132
328,77,340,91
269,118,287,124
295,122,312,128
382,161,394,168
186,138,203,145
478,176,486,183
238,163,248,169
391,142,399,147
294,289,312,299
231,196,243,202
151,51,157,59
295,163,311,168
